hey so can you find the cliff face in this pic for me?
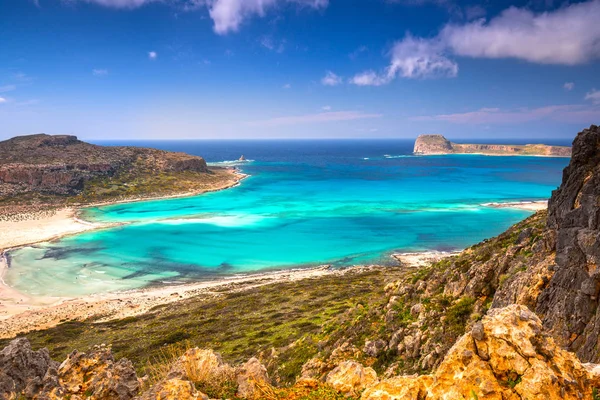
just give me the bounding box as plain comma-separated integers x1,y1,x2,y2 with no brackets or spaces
536,124,600,361
412,134,453,154
0,134,209,196
413,134,572,157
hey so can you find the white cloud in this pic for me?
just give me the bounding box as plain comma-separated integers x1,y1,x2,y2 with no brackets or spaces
0,97,6,104
64,0,329,34
585,89,600,104
350,71,388,86
208,0,328,35
322,105,331,111
0,85,16,93
260,36,286,53
387,35,458,79
354,1,600,86
92,69,109,76
247,110,382,127
321,71,343,86
148,51,158,60
351,35,457,85
282,83,291,89
563,82,575,91
440,1,600,65
411,104,600,124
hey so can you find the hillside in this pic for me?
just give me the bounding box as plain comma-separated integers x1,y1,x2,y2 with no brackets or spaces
413,134,572,156
0,134,238,213
0,125,599,399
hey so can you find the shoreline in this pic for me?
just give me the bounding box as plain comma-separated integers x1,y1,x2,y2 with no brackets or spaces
0,168,247,253
481,200,548,211
414,152,570,158
0,264,379,339
0,249,456,338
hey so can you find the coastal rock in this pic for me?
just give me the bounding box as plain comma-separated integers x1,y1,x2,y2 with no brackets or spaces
413,134,453,155
0,338,58,399
140,378,208,400
361,305,600,400
413,134,571,156
167,348,232,382
49,344,140,399
326,361,378,397
536,124,600,362
236,357,271,399
363,339,387,357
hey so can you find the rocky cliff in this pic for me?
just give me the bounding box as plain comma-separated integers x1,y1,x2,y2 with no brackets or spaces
536,124,600,361
413,134,572,157
0,134,209,197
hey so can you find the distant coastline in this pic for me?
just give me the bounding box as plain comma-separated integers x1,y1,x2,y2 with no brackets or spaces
413,134,571,157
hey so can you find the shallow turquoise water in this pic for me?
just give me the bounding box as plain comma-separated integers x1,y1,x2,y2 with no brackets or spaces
5,140,569,297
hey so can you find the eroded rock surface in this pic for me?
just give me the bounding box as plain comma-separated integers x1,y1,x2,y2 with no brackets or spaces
537,124,600,361
361,305,600,400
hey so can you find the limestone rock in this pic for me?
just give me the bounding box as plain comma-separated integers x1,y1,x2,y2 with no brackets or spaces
167,348,232,382
326,361,378,397
236,357,270,399
0,338,58,399
363,339,386,358
361,305,600,400
537,124,600,362
51,344,140,399
140,378,208,400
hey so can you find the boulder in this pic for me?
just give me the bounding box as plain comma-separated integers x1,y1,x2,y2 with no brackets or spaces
326,361,378,397
236,357,271,399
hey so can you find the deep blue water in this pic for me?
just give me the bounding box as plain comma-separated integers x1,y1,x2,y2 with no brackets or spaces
5,139,570,297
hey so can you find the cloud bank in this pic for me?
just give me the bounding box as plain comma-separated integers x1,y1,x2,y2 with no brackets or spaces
353,0,600,85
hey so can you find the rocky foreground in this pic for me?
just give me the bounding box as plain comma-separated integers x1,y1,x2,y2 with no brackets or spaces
413,134,572,157
0,125,599,399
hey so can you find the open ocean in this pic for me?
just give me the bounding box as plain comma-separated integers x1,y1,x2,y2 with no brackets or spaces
5,139,571,297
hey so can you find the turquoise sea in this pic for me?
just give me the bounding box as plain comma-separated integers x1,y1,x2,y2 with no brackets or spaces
5,139,570,297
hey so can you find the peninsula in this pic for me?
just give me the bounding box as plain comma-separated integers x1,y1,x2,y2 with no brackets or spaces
0,134,243,250
414,134,572,156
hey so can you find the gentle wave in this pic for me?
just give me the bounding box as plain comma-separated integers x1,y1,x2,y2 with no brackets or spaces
158,214,267,227
384,154,414,159
208,160,255,167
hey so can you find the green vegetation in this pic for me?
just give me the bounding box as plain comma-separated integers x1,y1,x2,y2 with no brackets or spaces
5,268,405,384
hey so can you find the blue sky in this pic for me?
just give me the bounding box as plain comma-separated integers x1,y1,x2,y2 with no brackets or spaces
1,0,600,140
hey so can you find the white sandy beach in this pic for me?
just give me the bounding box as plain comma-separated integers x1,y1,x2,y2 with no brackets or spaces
481,200,548,211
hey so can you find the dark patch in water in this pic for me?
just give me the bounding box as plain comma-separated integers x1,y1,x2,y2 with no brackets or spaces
40,245,105,261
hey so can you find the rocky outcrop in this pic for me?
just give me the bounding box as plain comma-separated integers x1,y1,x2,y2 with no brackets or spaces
360,305,600,400
325,361,378,397
536,124,600,361
0,338,58,399
0,339,139,400
413,134,453,154
0,133,208,196
413,134,571,156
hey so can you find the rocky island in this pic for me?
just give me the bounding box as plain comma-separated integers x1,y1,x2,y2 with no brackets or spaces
0,125,598,399
414,134,572,157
